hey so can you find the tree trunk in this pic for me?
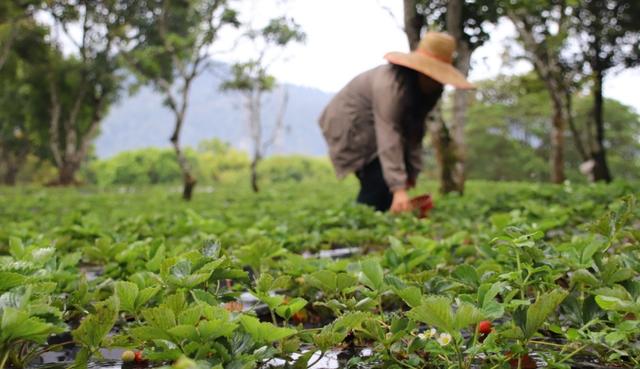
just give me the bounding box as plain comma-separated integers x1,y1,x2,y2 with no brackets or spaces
3,159,19,186
2,147,30,186
441,0,466,194
550,101,565,184
508,11,568,184
428,104,461,194
403,0,422,50
58,160,79,186
250,157,259,193
182,173,197,200
170,132,197,201
564,90,589,162
449,40,471,193
590,68,612,182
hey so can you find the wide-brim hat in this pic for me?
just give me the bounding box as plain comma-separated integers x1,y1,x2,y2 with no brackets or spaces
384,32,475,89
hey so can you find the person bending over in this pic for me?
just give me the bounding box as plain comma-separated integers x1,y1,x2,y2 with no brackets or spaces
318,32,474,213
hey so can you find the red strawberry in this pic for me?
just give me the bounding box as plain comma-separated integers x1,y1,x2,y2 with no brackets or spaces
134,351,144,363
477,320,492,335
506,352,537,369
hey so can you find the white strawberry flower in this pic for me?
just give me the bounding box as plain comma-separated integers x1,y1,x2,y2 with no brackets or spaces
436,332,452,346
417,327,437,340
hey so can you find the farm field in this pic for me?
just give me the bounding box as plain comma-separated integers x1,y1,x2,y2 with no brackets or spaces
0,180,639,369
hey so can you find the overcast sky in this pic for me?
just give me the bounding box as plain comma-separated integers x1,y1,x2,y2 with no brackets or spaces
47,0,640,113
215,0,640,113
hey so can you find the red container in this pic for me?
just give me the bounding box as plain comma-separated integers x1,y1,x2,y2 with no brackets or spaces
410,194,433,219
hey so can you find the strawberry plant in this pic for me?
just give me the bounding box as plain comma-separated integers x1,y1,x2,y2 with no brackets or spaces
0,181,638,368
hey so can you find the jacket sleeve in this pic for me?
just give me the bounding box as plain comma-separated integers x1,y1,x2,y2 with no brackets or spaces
371,74,408,192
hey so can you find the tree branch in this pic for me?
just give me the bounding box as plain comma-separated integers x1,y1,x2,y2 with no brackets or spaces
48,71,63,168
262,87,288,155
0,21,19,72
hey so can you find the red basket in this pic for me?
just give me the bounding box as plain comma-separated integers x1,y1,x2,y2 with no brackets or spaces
410,194,433,219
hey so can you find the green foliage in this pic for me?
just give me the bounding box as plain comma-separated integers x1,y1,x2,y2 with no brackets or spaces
82,144,334,186
72,297,119,363
465,74,640,182
239,315,296,343
0,180,638,368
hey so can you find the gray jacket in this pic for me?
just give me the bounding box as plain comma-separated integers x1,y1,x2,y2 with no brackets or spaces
318,64,441,190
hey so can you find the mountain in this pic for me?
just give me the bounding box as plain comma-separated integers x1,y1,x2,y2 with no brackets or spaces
95,69,335,158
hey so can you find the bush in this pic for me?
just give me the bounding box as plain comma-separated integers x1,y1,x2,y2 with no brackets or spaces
82,140,335,187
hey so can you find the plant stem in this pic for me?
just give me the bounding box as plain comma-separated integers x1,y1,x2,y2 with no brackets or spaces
529,340,566,348
1,351,10,369
306,351,325,369
556,345,586,365
388,348,420,369
453,338,465,369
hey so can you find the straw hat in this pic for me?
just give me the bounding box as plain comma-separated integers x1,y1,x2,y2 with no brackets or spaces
384,32,475,89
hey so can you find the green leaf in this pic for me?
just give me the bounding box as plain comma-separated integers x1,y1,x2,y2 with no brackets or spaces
0,272,27,292
9,237,25,259
524,289,568,339
198,319,237,339
181,272,212,288
394,286,422,308
147,245,166,272
178,305,204,326
360,259,384,291
570,269,599,287
0,307,62,344
257,293,285,310
142,306,176,331
114,281,138,313
256,273,275,293
452,265,479,287
168,325,198,340
605,331,627,346
595,295,639,314
72,297,119,350
130,326,172,341
202,240,221,258
336,273,358,292
454,302,486,330
239,315,296,343
291,350,315,369
313,312,368,351
171,260,192,279
306,270,337,294
333,311,369,331
136,286,160,308
407,296,454,332
275,298,307,320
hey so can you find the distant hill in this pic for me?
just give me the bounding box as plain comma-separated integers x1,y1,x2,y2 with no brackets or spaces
95,68,335,158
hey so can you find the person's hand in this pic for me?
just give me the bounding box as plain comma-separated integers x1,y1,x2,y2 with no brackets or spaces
390,189,411,214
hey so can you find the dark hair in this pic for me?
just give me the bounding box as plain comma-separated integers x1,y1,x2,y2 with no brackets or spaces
389,64,442,117
389,64,443,144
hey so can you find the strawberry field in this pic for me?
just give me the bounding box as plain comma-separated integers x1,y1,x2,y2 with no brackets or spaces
1,180,639,369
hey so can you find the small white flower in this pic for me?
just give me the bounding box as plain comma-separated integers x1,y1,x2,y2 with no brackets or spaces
418,328,437,340
436,332,452,346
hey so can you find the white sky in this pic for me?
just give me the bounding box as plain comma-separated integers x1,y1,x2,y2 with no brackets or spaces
46,0,640,113
215,0,640,113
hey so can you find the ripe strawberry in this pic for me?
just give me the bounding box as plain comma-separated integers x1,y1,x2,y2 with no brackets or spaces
477,320,492,335
134,351,144,363
291,309,308,323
